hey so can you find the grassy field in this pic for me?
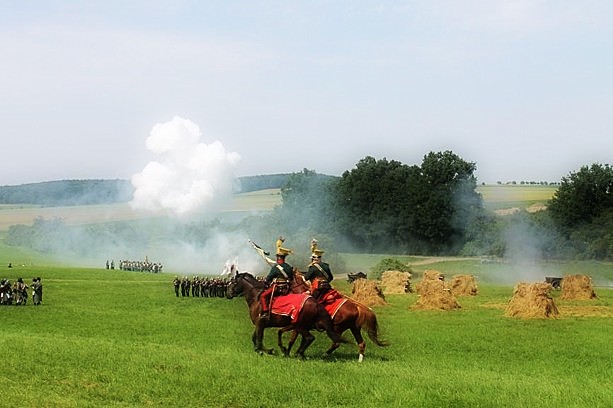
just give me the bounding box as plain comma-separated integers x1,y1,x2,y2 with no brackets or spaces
1,244,612,407
477,184,557,211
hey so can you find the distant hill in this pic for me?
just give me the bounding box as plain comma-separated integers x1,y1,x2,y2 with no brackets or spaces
0,175,297,206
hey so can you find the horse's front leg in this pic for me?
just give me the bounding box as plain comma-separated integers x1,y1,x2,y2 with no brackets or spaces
254,320,274,355
324,325,344,357
285,329,299,356
295,330,315,360
277,325,294,357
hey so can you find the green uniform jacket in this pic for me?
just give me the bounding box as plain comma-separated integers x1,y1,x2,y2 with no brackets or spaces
305,262,333,282
266,262,294,283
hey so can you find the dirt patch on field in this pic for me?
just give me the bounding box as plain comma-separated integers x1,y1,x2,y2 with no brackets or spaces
350,279,387,307
412,270,461,311
450,274,478,296
505,282,559,319
494,207,521,216
381,271,412,294
526,203,547,213
561,274,597,300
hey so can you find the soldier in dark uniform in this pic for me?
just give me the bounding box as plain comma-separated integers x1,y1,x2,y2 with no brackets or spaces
172,276,180,297
259,246,294,320
304,248,333,301
32,277,43,305
14,278,28,305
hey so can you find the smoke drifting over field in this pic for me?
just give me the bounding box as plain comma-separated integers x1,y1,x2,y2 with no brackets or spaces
130,116,240,218
121,116,261,275
493,215,561,285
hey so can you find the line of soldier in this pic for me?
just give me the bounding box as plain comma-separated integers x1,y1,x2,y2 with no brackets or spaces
118,260,163,273
172,276,230,298
0,277,43,306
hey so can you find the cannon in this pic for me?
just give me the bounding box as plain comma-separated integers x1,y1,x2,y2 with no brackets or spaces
347,271,367,283
545,276,562,290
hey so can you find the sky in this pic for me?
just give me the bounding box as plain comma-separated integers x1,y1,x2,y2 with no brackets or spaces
1,0,612,186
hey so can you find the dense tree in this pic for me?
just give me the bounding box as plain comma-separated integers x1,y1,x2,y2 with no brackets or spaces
332,157,418,251
413,151,481,251
548,163,613,230
330,152,482,254
276,169,337,234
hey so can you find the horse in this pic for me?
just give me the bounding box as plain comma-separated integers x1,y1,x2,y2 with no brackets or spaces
226,272,347,359
282,273,390,362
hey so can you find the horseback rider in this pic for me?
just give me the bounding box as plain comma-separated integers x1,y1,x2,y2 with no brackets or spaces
259,241,294,320
304,247,333,301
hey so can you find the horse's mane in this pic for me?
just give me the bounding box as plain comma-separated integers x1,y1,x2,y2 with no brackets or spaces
236,272,264,288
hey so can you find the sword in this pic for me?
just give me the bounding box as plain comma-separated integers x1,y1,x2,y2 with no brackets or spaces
248,239,276,266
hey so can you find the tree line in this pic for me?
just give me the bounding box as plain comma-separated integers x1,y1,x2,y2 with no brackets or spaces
245,152,612,261
0,176,294,206
3,152,612,262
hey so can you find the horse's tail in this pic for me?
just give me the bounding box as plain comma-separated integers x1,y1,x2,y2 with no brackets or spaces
356,303,390,347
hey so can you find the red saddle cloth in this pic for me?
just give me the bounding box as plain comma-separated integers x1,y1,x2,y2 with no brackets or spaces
271,293,311,323
319,289,348,319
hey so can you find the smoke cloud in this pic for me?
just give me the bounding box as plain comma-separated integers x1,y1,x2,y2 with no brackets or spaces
130,116,241,218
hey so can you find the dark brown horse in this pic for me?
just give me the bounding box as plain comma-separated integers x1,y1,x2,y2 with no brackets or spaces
226,272,347,359
284,273,390,362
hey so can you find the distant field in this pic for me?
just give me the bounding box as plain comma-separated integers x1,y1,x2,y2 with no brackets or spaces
0,185,554,232
0,189,282,232
477,184,556,211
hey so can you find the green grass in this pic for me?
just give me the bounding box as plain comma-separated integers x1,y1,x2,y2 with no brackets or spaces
1,244,612,407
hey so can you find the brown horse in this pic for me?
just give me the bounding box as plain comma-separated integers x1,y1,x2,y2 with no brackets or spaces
226,272,347,359
283,273,390,361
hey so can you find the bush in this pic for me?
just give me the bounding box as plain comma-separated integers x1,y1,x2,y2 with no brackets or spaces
370,258,412,280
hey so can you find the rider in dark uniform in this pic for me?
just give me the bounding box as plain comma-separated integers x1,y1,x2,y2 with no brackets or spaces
304,248,333,301
259,244,294,320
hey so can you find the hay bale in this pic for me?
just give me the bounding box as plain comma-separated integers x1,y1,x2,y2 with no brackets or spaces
423,269,445,281
450,274,478,296
561,274,597,300
413,275,460,311
505,282,559,319
381,270,412,294
350,279,387,307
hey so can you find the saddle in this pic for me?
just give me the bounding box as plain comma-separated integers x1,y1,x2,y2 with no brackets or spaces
318,288,343,306
272,278,290,296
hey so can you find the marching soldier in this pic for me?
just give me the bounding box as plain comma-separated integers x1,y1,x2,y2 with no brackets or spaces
304,248,333,301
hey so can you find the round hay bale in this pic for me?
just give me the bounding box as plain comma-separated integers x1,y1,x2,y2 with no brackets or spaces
505,282,559,319
450,274,478,296
350,279,387,307
413,277,460,311
561,274,597,300
381,270,412,294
